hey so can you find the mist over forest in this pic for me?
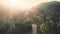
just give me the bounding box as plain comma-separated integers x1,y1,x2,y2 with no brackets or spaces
0,1,60,34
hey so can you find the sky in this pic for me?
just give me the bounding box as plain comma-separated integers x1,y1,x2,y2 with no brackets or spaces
0,0,60,17
0,0,59,9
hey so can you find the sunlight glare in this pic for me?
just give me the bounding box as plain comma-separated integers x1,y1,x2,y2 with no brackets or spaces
0,0,37,10
0,0,55,10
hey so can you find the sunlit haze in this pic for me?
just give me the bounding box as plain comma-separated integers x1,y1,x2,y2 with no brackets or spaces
0,0,56,10
0,0,60,16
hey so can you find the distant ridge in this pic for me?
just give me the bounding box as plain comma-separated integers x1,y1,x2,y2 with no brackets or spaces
36,1,60,9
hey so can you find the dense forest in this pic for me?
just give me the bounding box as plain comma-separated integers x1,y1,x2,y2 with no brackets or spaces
0,1,60,34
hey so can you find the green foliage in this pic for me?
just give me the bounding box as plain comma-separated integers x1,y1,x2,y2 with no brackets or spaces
0,1,60,34
36,1,60,34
